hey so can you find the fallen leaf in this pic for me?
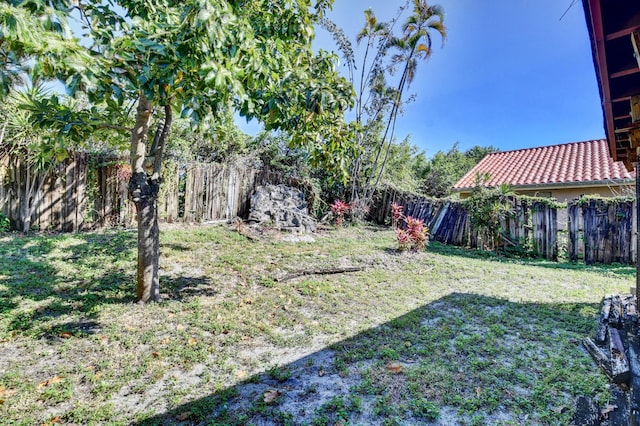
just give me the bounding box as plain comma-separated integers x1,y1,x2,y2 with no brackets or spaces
59,331,73,339
97,335,107,341
176,411,191,421
385,362,402,374
160,337,171,345
152,351,161,358
263,389,282,404
0,386,16,404
49,417,63,424
37,376,63,389
601,404,618,417
187,337,197,346
0,387,16,397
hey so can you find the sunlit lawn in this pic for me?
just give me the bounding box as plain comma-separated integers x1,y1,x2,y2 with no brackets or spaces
0,224,632,425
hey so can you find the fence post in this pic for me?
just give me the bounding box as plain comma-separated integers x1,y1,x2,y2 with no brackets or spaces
568,202,579,262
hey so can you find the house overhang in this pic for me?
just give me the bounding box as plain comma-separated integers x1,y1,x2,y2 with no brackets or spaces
582,0,640,170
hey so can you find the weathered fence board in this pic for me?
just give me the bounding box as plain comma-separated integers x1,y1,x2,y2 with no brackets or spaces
182,161,258,223
568,204,580,262
1,153,637,267
531,202,558,260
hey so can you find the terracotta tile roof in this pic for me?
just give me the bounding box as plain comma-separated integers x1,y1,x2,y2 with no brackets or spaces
453,139,635,191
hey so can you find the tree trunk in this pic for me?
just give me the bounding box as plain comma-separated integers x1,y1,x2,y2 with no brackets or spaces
128,94,160,303
19,161,31,233
131,172,160,302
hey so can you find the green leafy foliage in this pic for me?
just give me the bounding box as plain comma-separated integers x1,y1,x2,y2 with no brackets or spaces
4,0,356,177
0,213,10,233
463,181,513,251
420,142,499,197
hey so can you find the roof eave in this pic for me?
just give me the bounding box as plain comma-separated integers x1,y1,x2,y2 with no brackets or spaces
582,0,619,163
453,178,635,194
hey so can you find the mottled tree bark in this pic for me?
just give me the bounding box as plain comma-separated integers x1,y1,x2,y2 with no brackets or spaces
128,96,172,303
128,95,160,302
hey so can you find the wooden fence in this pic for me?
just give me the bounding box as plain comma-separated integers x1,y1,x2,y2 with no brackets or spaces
0,154,265,231
568,199,634,264
182,161,259,222
2,153,637,266
372,188,634,264
0,153,88,232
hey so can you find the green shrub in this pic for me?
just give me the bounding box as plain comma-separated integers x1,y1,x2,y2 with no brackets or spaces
0,213,10,233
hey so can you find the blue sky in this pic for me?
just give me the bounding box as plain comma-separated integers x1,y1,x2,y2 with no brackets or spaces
244,0,605,157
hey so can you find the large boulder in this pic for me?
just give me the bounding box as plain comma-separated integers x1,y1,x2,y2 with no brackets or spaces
248,184,317,232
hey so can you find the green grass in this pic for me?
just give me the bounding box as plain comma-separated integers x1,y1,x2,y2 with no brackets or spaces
0,224,633,425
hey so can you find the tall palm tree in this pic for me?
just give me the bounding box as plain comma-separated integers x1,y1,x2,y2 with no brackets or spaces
366,0,446,196
350,9,390,200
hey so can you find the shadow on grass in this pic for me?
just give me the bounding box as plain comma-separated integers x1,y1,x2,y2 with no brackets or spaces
164,276,216,300
133,292,604,426
0,232,138,337
0,232,216,337
429,241,636,278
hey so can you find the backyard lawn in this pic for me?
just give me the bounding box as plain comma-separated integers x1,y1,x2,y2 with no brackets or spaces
0,224,633,425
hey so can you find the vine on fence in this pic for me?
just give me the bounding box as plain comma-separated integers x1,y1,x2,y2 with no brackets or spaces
463,183,513,251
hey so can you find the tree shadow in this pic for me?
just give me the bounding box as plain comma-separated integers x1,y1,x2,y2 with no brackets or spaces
429,241,636,278
162,276,217,301
163,243,193,252
132,292,604,426
0,232,137,337
0,231,222,337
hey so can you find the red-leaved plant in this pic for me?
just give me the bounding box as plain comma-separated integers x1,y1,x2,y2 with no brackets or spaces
396,216,429,252
331,200,350,227
391,202,403,229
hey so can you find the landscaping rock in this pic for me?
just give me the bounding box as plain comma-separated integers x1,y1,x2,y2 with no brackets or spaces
248,184,316,232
